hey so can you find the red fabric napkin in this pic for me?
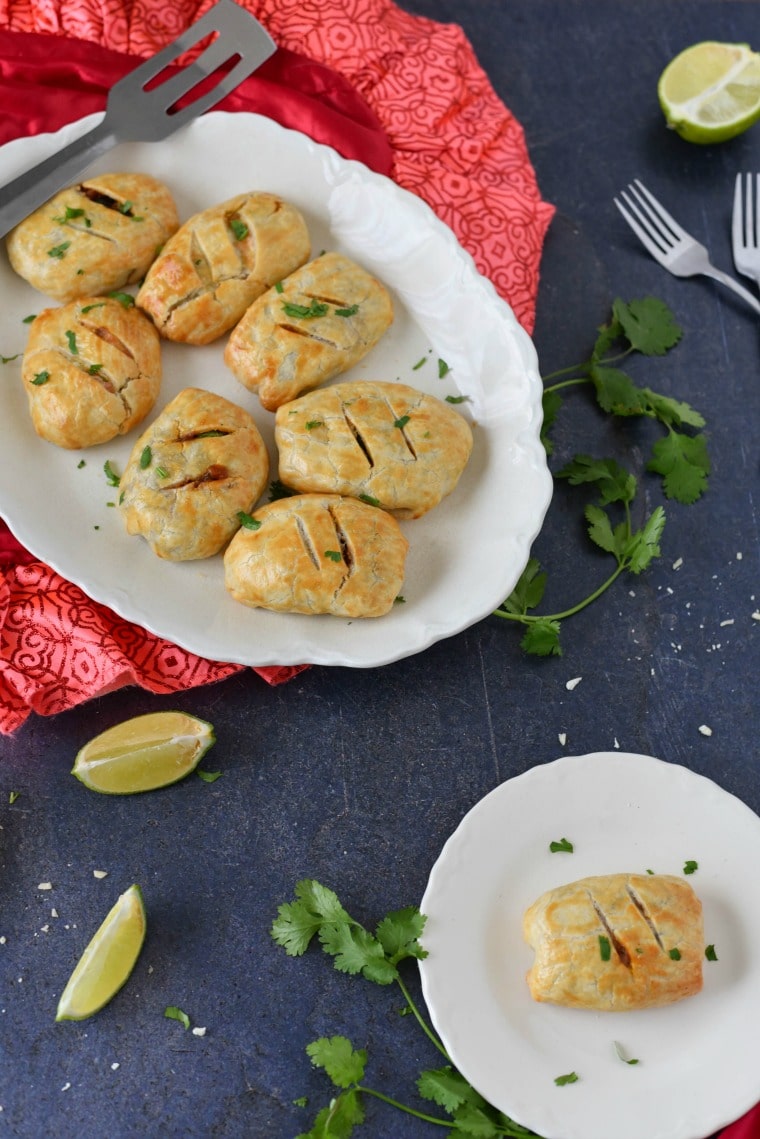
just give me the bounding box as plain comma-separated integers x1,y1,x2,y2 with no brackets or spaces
0,0,554,734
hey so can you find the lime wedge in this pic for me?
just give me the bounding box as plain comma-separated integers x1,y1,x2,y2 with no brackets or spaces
56,884,146,1021
658,41,760,143
72,710,216,794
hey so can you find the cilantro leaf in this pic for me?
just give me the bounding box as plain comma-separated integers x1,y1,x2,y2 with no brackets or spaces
306,1037,367,1089
417,1066,471,1113
612,297,683,356
590,364,649,415
541,388,563,454
647,431,710,503
450,1101,503,1136
374,906,427,961
557,455,636,506
319,922,397,984
641,388,705,430
520,618,562,657
296,1087,364,1139
584,504,618,556
624,506,666,574
501,558,547,617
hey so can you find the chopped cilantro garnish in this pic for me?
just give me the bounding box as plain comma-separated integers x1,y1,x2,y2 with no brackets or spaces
77,460,86,469
359,493,380,507
22,314,36,324
65,330,78,354
154,466,169,479
103,460,120,487
334,304,359,317
47,241,71,259
282,298,329,319
81,302,105,314
394,415,410,429
274,281,284,293
554,1072,579,1086
613,1041,639,1065
139,446,152,469
683,860,698,875
437,358,450,378
669,947,681,960
445,394,468,404
108,291,135,308
164,1006,190,1029
197,769,223,783
31,370,50,385
305,420,324,431
9,790,20,804
87,363,104,375
412,356,426,370
237,511,262,530
549,837,573,853
1,352,21,364
394,595,406,604
324,550,342,562
598,935,611,961
705,944,718,961
230,218,248,240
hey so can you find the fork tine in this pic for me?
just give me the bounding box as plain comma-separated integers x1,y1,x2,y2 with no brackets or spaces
753,174,760,249
614,194,668,262
732,173,745,250
630,179,690,241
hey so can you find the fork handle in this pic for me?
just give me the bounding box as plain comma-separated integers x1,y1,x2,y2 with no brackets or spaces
0,118,117,240
702,264,760,317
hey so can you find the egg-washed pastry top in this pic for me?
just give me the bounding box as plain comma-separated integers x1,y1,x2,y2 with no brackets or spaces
119,387,269,561
224,251,393,411
6,173,179,303
136,191,310,345
223,493,408,617
523,872,704,1011
22,296,162,450
275,381,473,519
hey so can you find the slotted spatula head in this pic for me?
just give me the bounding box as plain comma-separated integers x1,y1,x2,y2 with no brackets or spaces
0,0,276,238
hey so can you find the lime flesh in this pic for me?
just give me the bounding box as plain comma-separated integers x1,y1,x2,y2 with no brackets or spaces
56,884,146,1021
658,41,760,144
72,710,215,794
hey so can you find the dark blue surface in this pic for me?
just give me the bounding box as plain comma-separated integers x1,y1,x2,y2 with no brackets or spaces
2,2,759,1136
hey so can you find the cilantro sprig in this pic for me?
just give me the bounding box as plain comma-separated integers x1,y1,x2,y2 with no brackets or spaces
495,297,705,656
272,881,538,1138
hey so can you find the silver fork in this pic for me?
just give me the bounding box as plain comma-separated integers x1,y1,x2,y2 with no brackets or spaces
614,178,760,317
732,173,760,291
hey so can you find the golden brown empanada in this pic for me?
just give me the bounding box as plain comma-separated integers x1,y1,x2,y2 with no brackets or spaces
275,381,472,519
223,493,408,617
119,387,269,561
224,252,393,411
22,296,162,449
523,873,704,1011
136,191,310,344
6,173,179,303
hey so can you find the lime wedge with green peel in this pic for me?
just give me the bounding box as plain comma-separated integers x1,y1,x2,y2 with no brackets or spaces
658,41,760,143
72,710,216,794
56,884,146,1021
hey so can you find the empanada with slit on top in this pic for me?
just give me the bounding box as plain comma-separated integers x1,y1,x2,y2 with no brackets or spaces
223,493,408,617
224,251,393,411
119,387,269,561
6,173,179,303
275,381,473,519
22,296,162,450
523,872,704,1011
136,191,310,344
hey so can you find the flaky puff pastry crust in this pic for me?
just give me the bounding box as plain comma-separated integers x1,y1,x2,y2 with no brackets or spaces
224,494,408,617
136,191,310,345
7,173,179,303
224,252,393,411
119,387,269,561
275,381,473,519
523,873,704,1011
22,297,162,449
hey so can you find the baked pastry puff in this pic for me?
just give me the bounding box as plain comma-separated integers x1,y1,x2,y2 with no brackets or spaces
119,388,269,561
223,493,408,617
275,381,473,519
136,191,310,344
22,296,162,449
224,252,393,411
523,873,704,1011
6,173,179,303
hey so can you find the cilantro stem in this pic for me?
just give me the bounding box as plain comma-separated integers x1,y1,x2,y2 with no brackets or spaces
541,348,632,385
493,562,626,624
396,974,450,1061
543,376,588,394
356,1087,453,1127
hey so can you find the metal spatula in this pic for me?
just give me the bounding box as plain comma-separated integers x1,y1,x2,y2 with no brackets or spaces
0,0,276,238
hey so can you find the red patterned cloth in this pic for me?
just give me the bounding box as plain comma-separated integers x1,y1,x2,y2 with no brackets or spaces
0,0,555,734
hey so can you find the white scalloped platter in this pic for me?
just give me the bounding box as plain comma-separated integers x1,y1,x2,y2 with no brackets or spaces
419,752,760,1139
0,112,551,667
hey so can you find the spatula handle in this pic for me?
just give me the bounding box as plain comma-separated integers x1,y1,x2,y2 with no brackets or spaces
0,118,117,240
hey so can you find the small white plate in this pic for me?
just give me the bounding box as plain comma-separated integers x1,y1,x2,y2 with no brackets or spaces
0,111,551,668
419,752,760,1139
